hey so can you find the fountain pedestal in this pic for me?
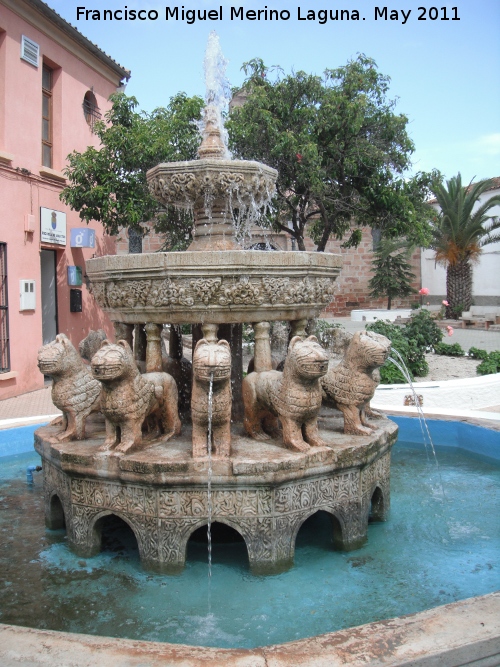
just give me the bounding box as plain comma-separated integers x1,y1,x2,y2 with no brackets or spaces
35,411,397,574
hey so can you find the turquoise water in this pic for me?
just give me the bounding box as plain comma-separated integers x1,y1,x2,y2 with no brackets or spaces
0,432,499,648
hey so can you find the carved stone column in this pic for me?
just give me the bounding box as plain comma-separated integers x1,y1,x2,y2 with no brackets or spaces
290,318,308,339
218,323,244,422
253,322,272,372
201,323,219,343
113,322,133,347
134,324,147,363
145,323,163,372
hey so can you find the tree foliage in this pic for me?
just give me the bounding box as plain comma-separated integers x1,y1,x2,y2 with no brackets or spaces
60,93,204,244
368,236,417,309
429,173,500,314
227,55,433,251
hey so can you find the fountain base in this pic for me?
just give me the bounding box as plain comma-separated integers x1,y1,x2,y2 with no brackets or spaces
35,410,397,575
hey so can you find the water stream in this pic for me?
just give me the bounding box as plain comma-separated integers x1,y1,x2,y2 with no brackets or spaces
207,371,214,612
387,350,446,498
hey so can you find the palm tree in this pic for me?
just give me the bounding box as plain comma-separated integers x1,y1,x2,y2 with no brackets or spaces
429,174,500,317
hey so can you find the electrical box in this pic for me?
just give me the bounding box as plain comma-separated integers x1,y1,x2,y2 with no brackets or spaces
70,288,82,313
25,214,35,232
19,280,36,310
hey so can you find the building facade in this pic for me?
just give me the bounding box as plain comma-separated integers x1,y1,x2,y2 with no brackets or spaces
0,0,129,399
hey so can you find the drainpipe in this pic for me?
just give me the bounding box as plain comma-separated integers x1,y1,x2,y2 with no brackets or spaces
26,465,42,484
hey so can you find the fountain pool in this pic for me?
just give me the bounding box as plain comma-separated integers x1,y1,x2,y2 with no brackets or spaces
0,418,499,649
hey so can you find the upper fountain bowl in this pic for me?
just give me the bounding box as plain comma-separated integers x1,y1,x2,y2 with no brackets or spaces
147,158,277,214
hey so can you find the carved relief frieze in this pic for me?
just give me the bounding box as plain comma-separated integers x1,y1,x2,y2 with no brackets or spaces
361,452,391,497
218,275,264,306
190,278,222,305
88,274,338,314
71,479,156,516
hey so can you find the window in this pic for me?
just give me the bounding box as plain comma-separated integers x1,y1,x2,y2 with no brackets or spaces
83,90,101,131
0,243,10,372
42,65,52,167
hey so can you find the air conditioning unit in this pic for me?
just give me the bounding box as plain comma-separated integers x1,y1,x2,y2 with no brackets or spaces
20,280,36,310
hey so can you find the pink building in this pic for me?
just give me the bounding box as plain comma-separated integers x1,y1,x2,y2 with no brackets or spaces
0,0,130,399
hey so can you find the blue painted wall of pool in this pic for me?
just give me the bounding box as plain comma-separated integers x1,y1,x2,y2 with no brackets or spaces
0,418,498,460
0,424,47,457
391,416,500,461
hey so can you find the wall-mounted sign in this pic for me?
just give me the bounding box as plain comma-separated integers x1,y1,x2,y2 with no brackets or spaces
40,207,66,246
67,266,83,286
70,228,95,248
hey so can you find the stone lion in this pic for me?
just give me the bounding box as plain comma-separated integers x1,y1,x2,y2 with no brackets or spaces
321,330,391,435
191,338,232,458
242,335,329,452
78,329,107,363
37,333,101,441
91,339,181,454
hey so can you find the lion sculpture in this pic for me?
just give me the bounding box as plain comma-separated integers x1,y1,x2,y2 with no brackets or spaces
243,335,329,452
321,330,391,435
91,339,181,454
191,338,232,458
37,333,101,441
78,329,107,363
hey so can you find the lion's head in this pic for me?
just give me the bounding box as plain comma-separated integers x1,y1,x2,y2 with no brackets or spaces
91,340,137,382
284,335,329,381
193,338,231,384
347,331,391,370
37,334,80,376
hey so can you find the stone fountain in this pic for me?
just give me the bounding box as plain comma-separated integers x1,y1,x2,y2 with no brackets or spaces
34,33,397,575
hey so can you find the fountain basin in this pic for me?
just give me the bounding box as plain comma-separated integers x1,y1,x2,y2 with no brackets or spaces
34,411,397,574
86,250,342,324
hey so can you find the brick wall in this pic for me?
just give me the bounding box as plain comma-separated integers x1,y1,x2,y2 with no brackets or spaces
303,228,421,317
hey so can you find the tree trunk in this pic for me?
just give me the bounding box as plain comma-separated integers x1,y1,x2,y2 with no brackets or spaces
387,295,392,310
446,259,473,317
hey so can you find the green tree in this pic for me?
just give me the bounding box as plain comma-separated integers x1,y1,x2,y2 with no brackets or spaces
429,173,500,316
60,92,204,246
368,236,417,309
227,56,433,252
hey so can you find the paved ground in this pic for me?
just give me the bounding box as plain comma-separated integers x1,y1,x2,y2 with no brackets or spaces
1,318,499,425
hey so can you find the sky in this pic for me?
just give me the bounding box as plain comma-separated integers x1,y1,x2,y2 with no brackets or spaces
50,0,499,183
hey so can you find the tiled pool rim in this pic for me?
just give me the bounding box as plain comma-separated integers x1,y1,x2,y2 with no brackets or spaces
0,417,499,666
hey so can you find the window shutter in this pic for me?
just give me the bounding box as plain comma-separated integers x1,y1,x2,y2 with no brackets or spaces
21,35,39,67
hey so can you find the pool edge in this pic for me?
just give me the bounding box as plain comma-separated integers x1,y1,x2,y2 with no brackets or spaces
0,592,499,666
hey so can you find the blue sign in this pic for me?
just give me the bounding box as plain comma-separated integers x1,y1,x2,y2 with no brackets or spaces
70,228,95,248
67,266,83,286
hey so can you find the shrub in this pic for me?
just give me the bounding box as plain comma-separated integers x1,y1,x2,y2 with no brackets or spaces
404,309,443,350
434,342,465,356
365,320,429,383
477,351,500,375
468,346,489,360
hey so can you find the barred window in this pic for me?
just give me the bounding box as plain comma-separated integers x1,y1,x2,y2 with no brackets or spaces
83,90,101,131
0,243,10,372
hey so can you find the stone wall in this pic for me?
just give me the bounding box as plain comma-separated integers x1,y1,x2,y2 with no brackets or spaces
303,228,421,317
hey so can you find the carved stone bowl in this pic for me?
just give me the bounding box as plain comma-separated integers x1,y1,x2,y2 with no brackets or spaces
147,159,278,211
35,410,397,575
85,250,342,325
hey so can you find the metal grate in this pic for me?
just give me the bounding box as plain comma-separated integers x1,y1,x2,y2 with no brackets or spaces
83,92,101,131
0,243,10,372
